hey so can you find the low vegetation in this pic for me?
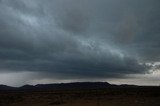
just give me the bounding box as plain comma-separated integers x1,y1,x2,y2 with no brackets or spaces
0,86,160,106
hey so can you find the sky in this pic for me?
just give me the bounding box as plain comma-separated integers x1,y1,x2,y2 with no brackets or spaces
0,0,160,87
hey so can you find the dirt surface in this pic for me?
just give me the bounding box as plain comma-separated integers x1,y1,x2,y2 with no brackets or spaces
0,87,160,106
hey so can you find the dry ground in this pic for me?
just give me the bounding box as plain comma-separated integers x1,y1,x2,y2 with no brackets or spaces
0,87,160,106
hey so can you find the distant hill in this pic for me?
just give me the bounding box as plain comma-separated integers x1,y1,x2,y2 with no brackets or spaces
0,82,111,90
19,82,112,90
0,82,158,91
0,85,16,90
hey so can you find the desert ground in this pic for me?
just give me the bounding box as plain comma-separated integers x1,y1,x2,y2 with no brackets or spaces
0,87,160,106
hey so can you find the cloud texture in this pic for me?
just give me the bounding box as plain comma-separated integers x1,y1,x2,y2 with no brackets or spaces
0,0,160,85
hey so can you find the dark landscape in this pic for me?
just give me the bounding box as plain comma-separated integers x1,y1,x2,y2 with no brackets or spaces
0,82,160,106
0,1,160,106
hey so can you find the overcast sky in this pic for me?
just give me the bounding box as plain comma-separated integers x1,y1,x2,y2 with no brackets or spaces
0,0,160,86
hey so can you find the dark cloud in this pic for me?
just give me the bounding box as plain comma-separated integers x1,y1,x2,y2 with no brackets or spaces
0,0,160,83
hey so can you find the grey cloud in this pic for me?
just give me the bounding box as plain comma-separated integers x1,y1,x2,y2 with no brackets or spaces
0,0,159,81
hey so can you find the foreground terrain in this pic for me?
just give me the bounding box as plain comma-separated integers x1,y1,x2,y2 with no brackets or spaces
0,83,160,106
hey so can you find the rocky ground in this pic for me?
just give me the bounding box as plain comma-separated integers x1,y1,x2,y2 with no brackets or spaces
0,87,160,106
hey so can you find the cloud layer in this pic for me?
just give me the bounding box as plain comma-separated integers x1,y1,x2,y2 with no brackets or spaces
0,0,160,85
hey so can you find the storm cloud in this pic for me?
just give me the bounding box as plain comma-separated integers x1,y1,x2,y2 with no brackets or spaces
0,0,160,86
